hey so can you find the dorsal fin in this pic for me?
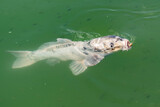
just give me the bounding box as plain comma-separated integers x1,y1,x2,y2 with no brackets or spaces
57,38,72,43
38,42,59,49
38,38,72,50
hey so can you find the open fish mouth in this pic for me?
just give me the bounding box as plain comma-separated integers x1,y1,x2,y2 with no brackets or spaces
127,41,133,49
122,40,133,51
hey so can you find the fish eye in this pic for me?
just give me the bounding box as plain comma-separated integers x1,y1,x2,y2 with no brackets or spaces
110,42,114,48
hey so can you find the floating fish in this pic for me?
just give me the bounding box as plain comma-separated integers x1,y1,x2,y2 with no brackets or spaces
9,35,132,75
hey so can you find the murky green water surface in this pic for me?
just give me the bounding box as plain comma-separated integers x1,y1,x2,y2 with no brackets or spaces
1,0,160,107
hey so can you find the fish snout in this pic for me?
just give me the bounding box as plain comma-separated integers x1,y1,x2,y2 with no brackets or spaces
127,41,132,49
122,39,133,51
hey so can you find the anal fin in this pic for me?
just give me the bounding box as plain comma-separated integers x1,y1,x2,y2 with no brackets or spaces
69,60,87,76
46,58,60,66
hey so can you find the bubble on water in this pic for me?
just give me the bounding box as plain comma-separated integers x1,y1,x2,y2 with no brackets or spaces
8,31,12,34
44,82,47,86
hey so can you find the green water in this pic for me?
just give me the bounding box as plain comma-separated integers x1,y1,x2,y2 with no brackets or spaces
1,0,160,107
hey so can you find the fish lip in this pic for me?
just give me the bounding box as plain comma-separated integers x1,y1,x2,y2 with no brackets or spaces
122,40,132,51
127,41,132,49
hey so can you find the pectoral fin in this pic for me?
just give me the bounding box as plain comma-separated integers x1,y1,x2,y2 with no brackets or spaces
85,54,104,66
69,61,87,76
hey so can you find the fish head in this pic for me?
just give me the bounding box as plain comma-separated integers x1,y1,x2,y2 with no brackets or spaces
90,35,132,53
103,35,132,52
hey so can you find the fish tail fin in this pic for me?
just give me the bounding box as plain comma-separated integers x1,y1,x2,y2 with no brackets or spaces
8,51,35,69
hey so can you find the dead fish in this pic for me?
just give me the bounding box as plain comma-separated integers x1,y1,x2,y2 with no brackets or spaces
9,35,132,75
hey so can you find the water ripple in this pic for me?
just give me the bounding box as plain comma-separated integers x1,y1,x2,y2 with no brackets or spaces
88,8,160,14
87,8,160,19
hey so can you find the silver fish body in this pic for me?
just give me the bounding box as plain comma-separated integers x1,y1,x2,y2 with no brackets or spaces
31,42,85,61
9,36,132,75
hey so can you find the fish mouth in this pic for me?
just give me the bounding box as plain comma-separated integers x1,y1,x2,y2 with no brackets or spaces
122,40,132,51
127,41,132,49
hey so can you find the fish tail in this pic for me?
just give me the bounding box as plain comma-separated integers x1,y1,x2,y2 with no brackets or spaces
8,51,35,69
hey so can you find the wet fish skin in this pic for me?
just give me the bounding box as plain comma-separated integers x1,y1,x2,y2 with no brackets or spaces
9,35,132,75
